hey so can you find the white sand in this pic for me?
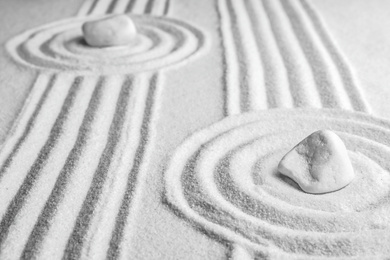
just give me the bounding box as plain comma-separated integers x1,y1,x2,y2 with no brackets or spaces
166,109,390,258
0,0,390,259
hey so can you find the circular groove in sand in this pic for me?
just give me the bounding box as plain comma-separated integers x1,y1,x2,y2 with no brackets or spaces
165,109,390,258
7,14,204,74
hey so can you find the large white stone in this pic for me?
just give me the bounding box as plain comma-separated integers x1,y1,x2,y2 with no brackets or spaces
278,130,355,194
82,14,137,47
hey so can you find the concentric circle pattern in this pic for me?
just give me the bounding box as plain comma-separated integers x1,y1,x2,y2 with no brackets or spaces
7,14,204,74
165,109,390,259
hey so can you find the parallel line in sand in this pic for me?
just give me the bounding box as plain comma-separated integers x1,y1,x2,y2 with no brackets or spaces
20,76,121,259
80,75,149,259
299,0,371,113
77,0,97,16
63,76,134,259
220,0,370,112
222,0,325,113
226,0,267,112
0,76,99,259
222,0,258,113
79,0,171,21
0,72,157,257
112,0,164,15
216,0,241,116
87,0,169,16
89,0,132,15
0,74,56,181
130,0,149,15
89,0,113,15
0,76,84,253
278,0,352,109
134,0,168,16
82,2,165,258
260,0,322,108
85,0,100,16
54,1,164,259
107,73,159,260
0,75,75,222
245,0,293,109
0,0,167,259
112,0,133,14
148,0,165,16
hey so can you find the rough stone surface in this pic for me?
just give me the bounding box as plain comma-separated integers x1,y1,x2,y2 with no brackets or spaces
278,130,355,194
82,14,137,47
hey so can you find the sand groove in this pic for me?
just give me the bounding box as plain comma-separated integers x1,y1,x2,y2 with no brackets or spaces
298,0,371,113
2,0,378,259
216,0,241,116
226,0,267,112
77,0,170,16
20,75,121,259
0,74,76,222
165,109,390,259
0,74,86,257
219,0,371,114
2,0,209,258
0,73,163,259
107,74,161,260
7,14,204,74
0,74,55,181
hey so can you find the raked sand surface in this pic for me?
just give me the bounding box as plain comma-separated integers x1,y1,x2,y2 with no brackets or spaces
1,0,390,259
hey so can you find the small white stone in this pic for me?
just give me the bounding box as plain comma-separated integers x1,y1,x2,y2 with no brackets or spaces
82,14,137,47
278,130,355,194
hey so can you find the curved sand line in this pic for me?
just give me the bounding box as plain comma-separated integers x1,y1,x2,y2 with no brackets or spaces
1,1,200,258
218,0,370,114
7,14,204,74
165,109,390,259
0,0,188,259
1,0,375,259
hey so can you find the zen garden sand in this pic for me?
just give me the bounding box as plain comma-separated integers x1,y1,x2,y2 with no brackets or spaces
0,0,390,259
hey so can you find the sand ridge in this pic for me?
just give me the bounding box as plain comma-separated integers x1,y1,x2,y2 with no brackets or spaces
218,0,370,115
78,0,171,17
165,0,388,259
6,15,204,74
0,0,385,259
165,109,390,259
0,0,207,258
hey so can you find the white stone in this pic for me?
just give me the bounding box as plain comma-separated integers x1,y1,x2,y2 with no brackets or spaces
82,14,137,47
278,130,355,194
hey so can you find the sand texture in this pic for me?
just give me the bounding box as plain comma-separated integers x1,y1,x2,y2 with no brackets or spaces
0,0,389,259
165,109,390,259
